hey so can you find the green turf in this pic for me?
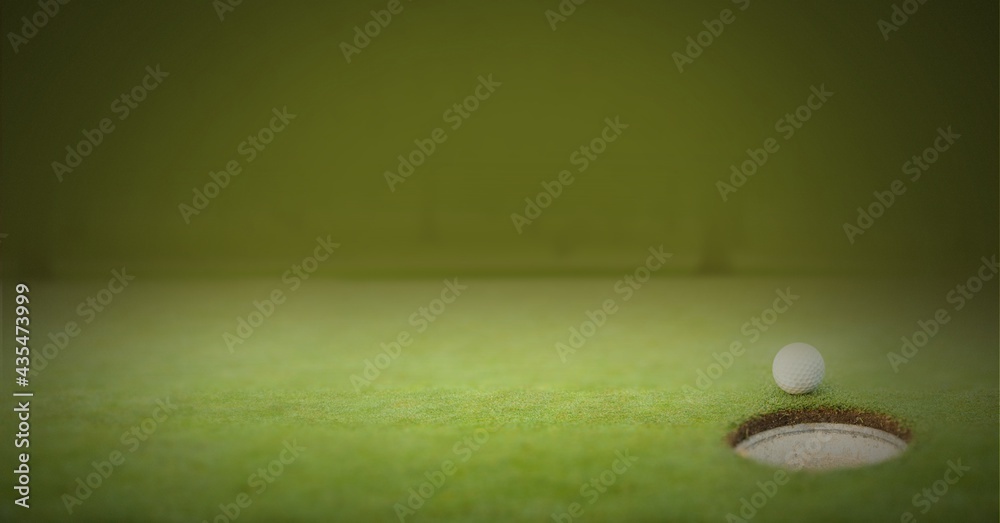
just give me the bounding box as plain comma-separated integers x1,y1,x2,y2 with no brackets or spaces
4,277,997,522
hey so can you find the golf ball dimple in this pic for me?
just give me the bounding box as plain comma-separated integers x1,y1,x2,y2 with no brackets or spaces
772,342,825,394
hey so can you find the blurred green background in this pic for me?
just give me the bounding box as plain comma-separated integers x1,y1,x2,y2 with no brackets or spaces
1,0,996,277
1,3,997,521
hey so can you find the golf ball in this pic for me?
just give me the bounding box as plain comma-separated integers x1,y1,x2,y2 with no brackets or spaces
772,342,825,394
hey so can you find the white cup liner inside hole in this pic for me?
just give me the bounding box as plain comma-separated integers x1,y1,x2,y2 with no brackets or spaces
734,422,909,470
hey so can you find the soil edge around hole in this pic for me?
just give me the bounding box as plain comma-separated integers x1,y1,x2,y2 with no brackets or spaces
727,407,912,448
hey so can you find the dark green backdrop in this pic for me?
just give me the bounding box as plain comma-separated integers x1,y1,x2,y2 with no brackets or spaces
2,0,996,277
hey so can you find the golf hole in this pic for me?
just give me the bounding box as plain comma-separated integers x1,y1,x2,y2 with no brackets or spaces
728,408,911,471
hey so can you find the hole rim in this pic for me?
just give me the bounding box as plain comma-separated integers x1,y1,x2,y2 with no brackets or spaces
727,406,913,449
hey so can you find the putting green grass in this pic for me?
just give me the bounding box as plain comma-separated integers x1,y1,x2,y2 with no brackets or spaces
4,277,997,522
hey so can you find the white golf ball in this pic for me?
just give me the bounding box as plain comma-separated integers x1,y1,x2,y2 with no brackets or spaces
772,342,825,394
